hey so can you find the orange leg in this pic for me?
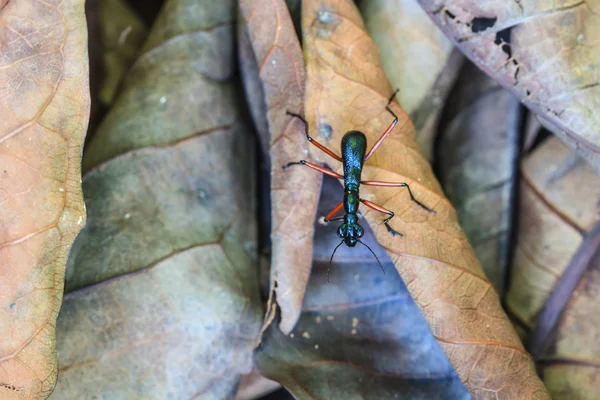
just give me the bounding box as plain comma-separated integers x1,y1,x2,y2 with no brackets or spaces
324,201,344,222
283,160,343,179
360,198,402,237
361,180,435,214
364,89,399,161
287,112,342,162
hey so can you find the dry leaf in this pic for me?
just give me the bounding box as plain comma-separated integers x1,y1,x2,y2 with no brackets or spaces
361,0,462,161
0,1,89,397
301,0,549,397
239,0,322,333
540,249,600,399
417,0,600,173
256,176,470,399
51,1,262,398
437,61,521,293
506,137,600,330
505,137,600,398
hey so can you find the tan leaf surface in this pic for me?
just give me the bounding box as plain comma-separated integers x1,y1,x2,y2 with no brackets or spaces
0,1,89,398
361,0,453,115
239,0,322,333
505,137,600,398
417,0,600,173
361,0,462,161
51,0,262,398
302,0,549,397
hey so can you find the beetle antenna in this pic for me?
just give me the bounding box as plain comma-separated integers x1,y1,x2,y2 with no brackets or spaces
358,239,385,276
328,240,345,283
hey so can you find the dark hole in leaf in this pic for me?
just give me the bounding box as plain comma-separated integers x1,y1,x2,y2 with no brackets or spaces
470,17,497,33
494,27,512,59
445,9,456,20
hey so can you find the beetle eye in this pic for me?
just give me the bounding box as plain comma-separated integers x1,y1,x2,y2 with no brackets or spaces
337,224,347,238
357,225,364,238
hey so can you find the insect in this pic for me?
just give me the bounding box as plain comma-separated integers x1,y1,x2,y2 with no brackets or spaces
283,90,436,281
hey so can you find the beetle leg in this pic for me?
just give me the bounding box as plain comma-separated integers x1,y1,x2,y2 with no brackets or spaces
364,89,399,161
283,160,343,179
359,198,402,237
287,112,343,162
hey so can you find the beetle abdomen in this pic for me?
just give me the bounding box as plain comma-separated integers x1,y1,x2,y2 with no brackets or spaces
341,131,366,190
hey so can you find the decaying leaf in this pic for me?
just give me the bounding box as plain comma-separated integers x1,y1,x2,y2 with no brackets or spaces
301,0,549,397
51,1,262,398
256,177,470,399
0,1,89,397
239,0,322,334
505,137,600,398
437,61,521,293
361,0,462,161
417,0,600,173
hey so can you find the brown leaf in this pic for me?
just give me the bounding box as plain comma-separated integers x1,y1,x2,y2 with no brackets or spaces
437,61,521,293
505,137,600,398
256,176,470,398
0,1,89,397
361,0,463,161
301,0,549,397
417,0,600,173
239,0,322,333
52,1,262,398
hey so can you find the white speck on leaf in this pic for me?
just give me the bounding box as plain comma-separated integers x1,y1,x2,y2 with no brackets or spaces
318,10,333,23
160,96,167,104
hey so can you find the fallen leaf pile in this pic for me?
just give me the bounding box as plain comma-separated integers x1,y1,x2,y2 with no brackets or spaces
0,0,598,399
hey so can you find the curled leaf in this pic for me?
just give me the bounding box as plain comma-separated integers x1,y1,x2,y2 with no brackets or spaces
52,1,262,398
417,0,600,172
302,0,549,397
0,1,89,397
239,0,322,333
